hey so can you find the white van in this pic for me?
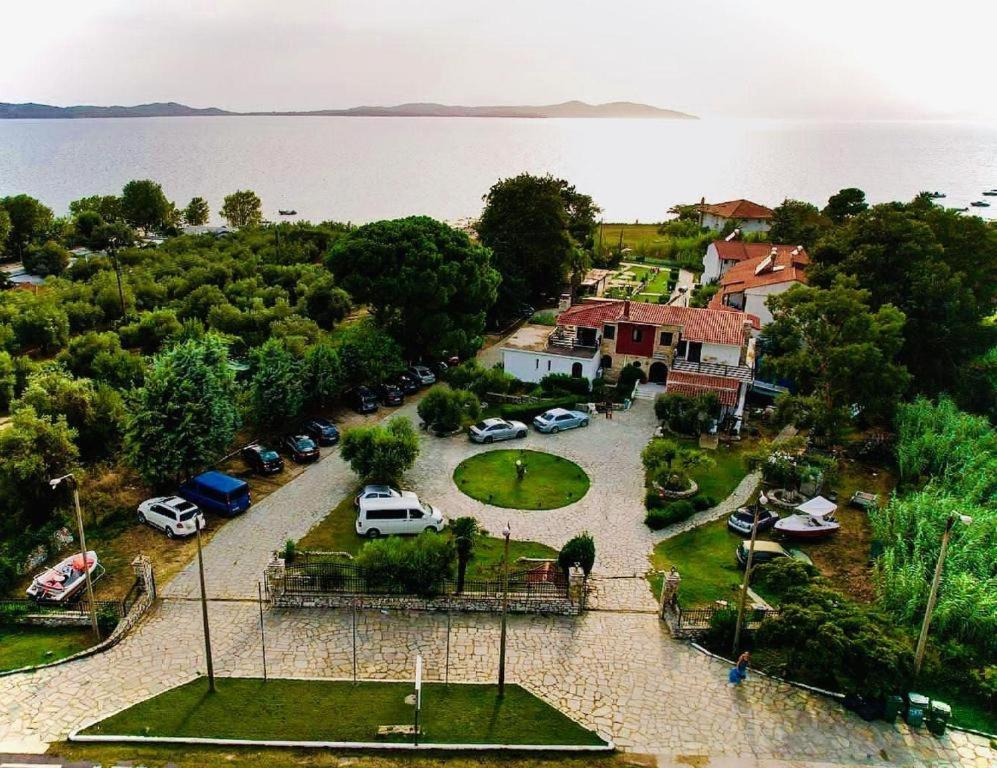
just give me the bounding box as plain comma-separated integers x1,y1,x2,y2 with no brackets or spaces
355,495,446,538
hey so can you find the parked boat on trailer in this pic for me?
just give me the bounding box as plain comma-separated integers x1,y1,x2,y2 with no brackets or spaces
26,551,103,602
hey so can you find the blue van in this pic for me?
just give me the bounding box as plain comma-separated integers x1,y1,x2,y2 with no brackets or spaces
179,471,251,517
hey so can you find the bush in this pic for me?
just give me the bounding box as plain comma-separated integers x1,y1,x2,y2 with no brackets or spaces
645,490,666,510
0,556,16,598
644,500,696,530
654,391,721,435
540,373,590,396
355,531,455,596
23,240,71,277
417,385,481,432
341,417,420,483
701,607,741,652
499,395,578,421
692,494,717,511
751,557,818,597
558,532,595,575
616,363,646,398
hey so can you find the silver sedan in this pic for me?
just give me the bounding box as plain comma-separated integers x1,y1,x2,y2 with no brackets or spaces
532,407,590,434
468,418,529,443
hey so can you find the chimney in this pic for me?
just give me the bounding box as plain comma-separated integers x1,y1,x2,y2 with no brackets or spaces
623,297,630,318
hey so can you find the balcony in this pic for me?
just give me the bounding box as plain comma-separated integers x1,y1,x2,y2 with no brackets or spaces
671,358,753,382
548,327,601,351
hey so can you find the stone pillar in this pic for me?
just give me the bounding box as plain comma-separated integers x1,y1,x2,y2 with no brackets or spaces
659,566,681,618
568,565,586,611
131,554,155,600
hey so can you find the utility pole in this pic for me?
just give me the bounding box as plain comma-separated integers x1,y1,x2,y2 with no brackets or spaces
196,524,215,692
257,581,267,682
51,475,101,642
497,522,511,696
107,237,126,320
914,514,973,675
732,494,764,656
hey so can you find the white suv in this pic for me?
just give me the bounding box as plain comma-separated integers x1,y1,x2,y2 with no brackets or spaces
137,496,205,539
356,496,446,538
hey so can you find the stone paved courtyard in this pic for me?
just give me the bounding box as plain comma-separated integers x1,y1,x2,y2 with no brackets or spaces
0,396,992,766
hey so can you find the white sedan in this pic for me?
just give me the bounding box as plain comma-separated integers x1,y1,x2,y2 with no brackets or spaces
532,407,590,434
468,418,528,443
137,496,205,539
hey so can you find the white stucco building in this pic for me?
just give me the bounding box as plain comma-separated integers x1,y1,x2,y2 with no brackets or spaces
709,245,809,326
695,199,774,234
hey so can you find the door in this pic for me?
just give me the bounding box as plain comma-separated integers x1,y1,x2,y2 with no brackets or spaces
571,362,583,378
688,342,703,363
649,362,668,384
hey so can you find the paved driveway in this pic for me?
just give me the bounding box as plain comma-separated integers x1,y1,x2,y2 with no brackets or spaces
0,397,991,766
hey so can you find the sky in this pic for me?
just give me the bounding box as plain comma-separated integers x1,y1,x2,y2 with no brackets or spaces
3,0,996,119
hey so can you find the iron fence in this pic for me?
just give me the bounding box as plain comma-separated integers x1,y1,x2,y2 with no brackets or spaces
674,604,779,633
273,558,569,600
0,597,126,626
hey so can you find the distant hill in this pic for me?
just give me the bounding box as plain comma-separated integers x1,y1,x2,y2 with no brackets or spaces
0,100,696,120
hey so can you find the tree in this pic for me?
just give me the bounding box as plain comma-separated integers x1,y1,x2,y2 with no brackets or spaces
59,331,145,389
768,199,829,247
22,240,71,277
0,194,54,257
451,516,481,593
89,220,136,250
73,210,104,245
117,309,183,354
327,217,499,359
355,532,454,596
416,385,481,432
124,336,239,485
0,406,78,534
249,338,305,430
822,187,867,223
810,202,996,397
69,195,123,222
303,343,344,407
762,276,909,442
477,173,599,304
0,207,10,257
183,197,210,226
0,351,15,410
220,189,262,228
558,532,596,576
340,417,419,484
302,275,351,330
641,437,714,491
337,320,405,385
120,179,172,232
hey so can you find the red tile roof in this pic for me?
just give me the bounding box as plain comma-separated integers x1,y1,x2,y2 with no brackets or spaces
557,300,758,346
711,241,808,265
713,246,809,297
696,199,774,220
665,371,741,407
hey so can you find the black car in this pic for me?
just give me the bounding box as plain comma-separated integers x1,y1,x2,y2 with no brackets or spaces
242,443,284,475
375,383,404,407
302,417,340,446
346,386,379,414
396,373,419,394
283,434,320,463
726,506,780,537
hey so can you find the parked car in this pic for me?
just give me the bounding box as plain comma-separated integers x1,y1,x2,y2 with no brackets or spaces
353,484,418,507
533,407,590,434
179,471,251,517
283,433,320,463
346,386,379,414
374,383,404,407
242,443,284,475
137,495,205,538
355,495,447,538
735,540,813,569
407,365,436,386
396,372,420,395
469,417,528,443
726,507,780,537
302,416,340,446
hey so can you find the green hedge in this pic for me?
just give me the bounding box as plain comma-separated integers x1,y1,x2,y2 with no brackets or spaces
644,499,696,530
499,395,580,421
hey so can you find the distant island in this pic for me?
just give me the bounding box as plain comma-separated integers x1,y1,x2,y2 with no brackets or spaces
0,100,696,120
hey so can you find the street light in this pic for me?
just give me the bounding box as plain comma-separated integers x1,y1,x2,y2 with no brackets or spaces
50,474,100,641
497,522,511,696
732,492,766,655
913,513,973,675
195,522,216,692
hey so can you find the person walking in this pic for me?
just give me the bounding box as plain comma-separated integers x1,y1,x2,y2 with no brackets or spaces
729,651,751,685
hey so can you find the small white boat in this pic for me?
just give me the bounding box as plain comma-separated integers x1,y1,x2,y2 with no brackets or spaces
774,514,840,540
26,551,103,603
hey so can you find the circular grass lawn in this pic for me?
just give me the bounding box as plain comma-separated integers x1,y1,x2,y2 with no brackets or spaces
453,449,590,510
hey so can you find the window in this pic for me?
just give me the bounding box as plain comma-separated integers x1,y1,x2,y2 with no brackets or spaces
408,508,424,519
603,324,616,340
547,360,552,371
632,328,643,342
535,358,539,369
600,354,613,369
367,509,405,521
659,331,673,346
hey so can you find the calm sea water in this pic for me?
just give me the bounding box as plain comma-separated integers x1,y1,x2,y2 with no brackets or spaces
1,116,995,224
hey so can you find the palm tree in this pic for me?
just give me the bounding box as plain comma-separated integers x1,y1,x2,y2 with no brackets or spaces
451,516,480,594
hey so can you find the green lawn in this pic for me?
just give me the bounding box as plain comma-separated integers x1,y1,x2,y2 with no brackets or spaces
0,625,96,672
649,519,753,607
680,438,751,501
454,450,590,510
82,678,607,746
296,489,557,579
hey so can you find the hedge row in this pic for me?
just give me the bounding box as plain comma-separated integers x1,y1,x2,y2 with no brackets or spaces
498,395,581,421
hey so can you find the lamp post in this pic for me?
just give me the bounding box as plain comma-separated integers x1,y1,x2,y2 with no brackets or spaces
195,523,215,692
497,522,511,696
49,474,100,642
106,236,126,321
732,492,766,656
913,513,973,676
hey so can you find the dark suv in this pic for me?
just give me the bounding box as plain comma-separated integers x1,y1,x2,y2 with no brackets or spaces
396,372,419,395
242,443,284,475
346,386,379,414
375,383,404,407
283,434,320,463
302,417,340,446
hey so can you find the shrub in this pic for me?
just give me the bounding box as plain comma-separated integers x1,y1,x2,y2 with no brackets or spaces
282,538,297,563
417,385,481,432
616,363,646,398
558,532,595,576
540,373,590,396
644,500,696,530
692,494,717,511
751,558,818,598
341,417,420,483
0,556,16,598
23,240,71,277
355,531,455,596
645,490,666,510
499,395,578,421
700,607,741,651
654,391,721,435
